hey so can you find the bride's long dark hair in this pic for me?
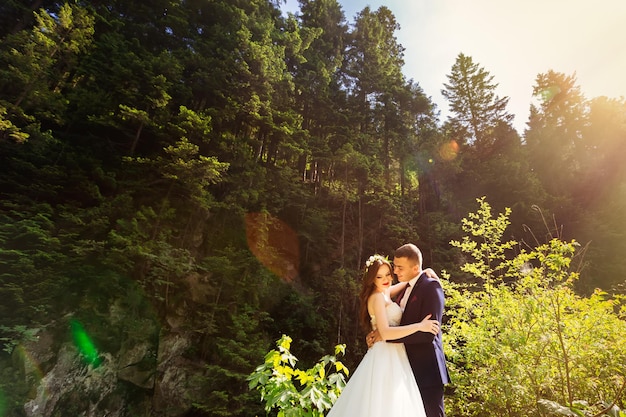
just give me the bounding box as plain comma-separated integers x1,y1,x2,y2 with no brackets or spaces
358,257,393,333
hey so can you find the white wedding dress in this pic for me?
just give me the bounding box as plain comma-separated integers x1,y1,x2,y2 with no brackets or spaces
327,302,427,417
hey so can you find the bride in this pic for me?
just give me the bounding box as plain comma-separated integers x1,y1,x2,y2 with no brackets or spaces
326,255,439,417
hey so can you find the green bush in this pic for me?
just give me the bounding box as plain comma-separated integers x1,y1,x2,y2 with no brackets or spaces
444,198,626,416
248,335,348,417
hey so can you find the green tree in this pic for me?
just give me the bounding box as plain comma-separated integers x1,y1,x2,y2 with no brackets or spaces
442,53,514,148
334,5,417,265
0,0,56,37
571,96,626,292
525,71,587,201
441,54,546,235
344,5,405,136
292,0,347,189
0,4,95,129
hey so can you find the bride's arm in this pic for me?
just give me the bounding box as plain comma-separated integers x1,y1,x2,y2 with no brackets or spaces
369,293,439,340
423,267,440,281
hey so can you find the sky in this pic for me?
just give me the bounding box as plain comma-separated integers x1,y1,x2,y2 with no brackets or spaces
281,0,626,133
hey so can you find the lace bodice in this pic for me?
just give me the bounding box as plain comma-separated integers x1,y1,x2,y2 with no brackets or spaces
370,302,402,330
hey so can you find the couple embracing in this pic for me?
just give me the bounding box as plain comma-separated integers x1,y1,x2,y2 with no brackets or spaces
327,243,451,417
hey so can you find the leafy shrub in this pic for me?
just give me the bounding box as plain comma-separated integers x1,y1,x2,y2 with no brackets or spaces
248,335,348,417
444,198,626,416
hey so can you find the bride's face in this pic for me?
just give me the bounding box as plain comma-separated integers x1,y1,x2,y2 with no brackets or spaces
373,264,393,292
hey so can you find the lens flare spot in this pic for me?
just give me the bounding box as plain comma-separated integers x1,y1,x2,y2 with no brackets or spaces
14,344,46,398
439,140,459,161
536,85,561,102
245,212,299,282
70,320,100,367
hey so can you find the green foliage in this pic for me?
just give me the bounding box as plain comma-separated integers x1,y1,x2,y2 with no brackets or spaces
0,356,29,417
450,196,516,282
0,0,625,415
0,325,38,354
192,306,271,417
538,397,626,417
0,105,28,142
0,4,95,128
445,198,626,416
0,204,67,326
248,335,349,417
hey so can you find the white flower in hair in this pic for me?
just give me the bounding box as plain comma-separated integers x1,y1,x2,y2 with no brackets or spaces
365,254,388,271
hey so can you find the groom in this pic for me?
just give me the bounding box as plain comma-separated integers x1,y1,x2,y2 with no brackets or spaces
369,243,451,417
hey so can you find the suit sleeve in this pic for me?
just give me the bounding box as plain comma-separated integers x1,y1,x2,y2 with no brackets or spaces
390,279,444,345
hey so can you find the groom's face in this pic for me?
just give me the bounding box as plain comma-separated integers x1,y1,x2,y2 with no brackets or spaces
393,257,419,282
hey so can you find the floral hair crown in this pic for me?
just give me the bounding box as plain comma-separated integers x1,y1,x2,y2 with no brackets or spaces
365,254,389,271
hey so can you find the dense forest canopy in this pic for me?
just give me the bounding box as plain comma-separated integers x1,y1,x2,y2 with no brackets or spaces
0,1,625,416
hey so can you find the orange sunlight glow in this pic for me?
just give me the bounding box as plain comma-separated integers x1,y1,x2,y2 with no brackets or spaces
439,140,459,161
245,212,300,282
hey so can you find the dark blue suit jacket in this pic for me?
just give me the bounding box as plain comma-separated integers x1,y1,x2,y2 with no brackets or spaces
391,272,450,388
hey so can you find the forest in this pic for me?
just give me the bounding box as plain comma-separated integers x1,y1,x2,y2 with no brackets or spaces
0,1,625,416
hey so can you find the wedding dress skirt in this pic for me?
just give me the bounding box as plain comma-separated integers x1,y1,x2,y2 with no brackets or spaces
327,303,427,417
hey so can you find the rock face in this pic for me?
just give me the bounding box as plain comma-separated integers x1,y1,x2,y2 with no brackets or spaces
13,320,207,417
23,344,119,417
4,268,226,417
117,340,156,389
152,333,208,416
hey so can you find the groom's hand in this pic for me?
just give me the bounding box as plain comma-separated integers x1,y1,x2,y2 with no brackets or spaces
366,329,382,348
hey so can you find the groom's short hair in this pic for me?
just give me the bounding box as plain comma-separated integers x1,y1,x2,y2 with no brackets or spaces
394,243,423,268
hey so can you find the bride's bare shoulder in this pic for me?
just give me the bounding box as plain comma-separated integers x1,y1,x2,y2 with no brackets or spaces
368,291,385,302
367,291,385,311
369,292,393,310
